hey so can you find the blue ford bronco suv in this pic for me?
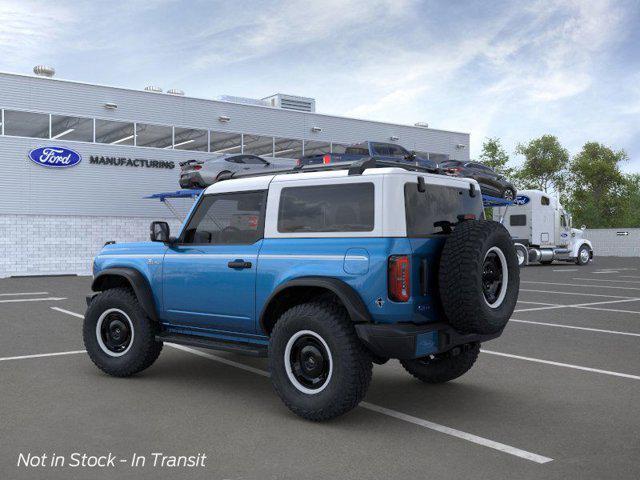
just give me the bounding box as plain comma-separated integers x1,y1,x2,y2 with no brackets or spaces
85,159,519,421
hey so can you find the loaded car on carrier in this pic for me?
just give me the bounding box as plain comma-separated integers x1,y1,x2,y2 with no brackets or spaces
84,159,520,421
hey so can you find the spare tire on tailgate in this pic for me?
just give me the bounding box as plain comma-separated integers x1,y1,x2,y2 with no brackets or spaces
438,220,519,334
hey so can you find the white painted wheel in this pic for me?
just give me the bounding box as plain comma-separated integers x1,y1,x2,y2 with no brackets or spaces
284,330,333,395
482,246,509,309
95,308,135,357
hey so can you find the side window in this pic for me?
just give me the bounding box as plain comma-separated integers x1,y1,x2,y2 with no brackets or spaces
387,145,407,157
278,183,374,233
182,191,266,245
241,156,267,165
541,196,550,206
560,215,567,228
510,215,527,226
372,143,390,156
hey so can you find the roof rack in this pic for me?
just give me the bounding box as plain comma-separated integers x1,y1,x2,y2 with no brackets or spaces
216,157,440,182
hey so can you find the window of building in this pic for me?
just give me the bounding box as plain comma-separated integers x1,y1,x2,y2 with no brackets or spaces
273,138,303,158
173,127,208,151
510,215,527,226
303,140,330,157
210,131,242,154
278,183,374,233
181,191,266,245
51,115,93,142
136,123,173,148
243,135,274,156
3,110,49,138
95,119,135,145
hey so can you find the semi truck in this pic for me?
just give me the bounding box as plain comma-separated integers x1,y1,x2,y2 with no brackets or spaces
493,189,593,266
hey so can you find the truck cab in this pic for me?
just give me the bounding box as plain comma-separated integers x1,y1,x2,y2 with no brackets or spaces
493,189,593,266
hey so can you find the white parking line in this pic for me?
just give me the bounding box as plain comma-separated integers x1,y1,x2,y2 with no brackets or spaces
510,319,640,337
522,281,640,291
42,309,554,464
516,301,560,306
618,275,640,279
51,307,84,318
521,288,638,299
573,278,640,284
168,344,552,464
0,292,49,296
0,350,86,362
481,350,640,381
514,297,640,313
0,297,67,304
360,402,553,464
574,306,640,315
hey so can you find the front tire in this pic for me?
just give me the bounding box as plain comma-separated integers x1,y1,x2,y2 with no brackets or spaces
83,288,162,377
269,301,372,421
401,343,480,383
576,245,591,265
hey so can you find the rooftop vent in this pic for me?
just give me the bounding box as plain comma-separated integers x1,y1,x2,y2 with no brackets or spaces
144,86,163,93
167,89,185,96
262,93,316,113
218,95,270,107
414,122,429,128
33,65,55,78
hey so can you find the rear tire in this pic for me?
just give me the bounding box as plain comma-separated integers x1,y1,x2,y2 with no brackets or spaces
401,343,480,383
268,301,372,421
83,288,162,377
439,220,519,334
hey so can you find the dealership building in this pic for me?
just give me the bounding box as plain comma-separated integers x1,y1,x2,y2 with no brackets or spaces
0,68,470,277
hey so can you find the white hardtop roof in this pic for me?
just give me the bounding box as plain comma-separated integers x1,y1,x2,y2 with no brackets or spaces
203,167,474,195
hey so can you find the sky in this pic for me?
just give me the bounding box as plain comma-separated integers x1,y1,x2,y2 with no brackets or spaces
1,0,639,171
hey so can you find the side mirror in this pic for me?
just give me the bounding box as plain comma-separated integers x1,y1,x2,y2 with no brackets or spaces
150,221,170,242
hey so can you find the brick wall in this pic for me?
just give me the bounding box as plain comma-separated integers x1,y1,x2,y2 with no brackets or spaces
0,215,183,277
584,228,640,257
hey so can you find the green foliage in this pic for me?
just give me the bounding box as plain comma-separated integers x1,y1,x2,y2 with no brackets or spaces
566,142,629,228
479,137,514,178
514,135,569,193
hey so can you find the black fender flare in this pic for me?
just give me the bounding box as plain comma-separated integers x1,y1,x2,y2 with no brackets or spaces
91,267,159,322
259,276,371,334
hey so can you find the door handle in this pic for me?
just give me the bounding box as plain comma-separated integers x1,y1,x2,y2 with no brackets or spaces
228,259,252,269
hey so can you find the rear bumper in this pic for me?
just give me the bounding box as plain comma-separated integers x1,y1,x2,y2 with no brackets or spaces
179,172,205,188
355,322,502,360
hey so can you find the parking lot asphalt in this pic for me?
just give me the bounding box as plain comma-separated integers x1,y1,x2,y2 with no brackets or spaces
1,257,640,480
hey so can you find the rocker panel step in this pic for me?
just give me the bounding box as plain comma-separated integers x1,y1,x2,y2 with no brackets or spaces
157,332,268,357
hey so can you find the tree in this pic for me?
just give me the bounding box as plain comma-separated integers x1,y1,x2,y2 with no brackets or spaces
620,174,640,228
514,135,569,193
479,137,514,178
566,142,628,228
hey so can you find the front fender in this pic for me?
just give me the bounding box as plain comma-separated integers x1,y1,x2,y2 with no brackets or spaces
571,239,593,258
92,267,159,321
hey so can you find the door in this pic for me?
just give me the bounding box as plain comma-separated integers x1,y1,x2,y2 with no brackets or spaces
557,211,571,247
162,190,267,334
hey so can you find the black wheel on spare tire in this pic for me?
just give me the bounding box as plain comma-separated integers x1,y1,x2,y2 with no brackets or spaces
438,220,519,334
83,288,163,377
401,343,480,384
268,301,373,421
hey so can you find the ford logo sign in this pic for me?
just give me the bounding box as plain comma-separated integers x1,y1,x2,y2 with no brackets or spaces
561,233,568,238
28,146,82,168
514,195,530,205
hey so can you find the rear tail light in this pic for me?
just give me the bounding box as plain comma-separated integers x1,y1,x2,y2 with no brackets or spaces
193,165,202,170
296,159,302,166
388,255,410,302
322,154,331,164
445,167,461,175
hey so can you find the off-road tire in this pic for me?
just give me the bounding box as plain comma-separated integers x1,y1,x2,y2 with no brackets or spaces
83,288,163,377
269,301,372,421
439,220,519,334
401,343,480,383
